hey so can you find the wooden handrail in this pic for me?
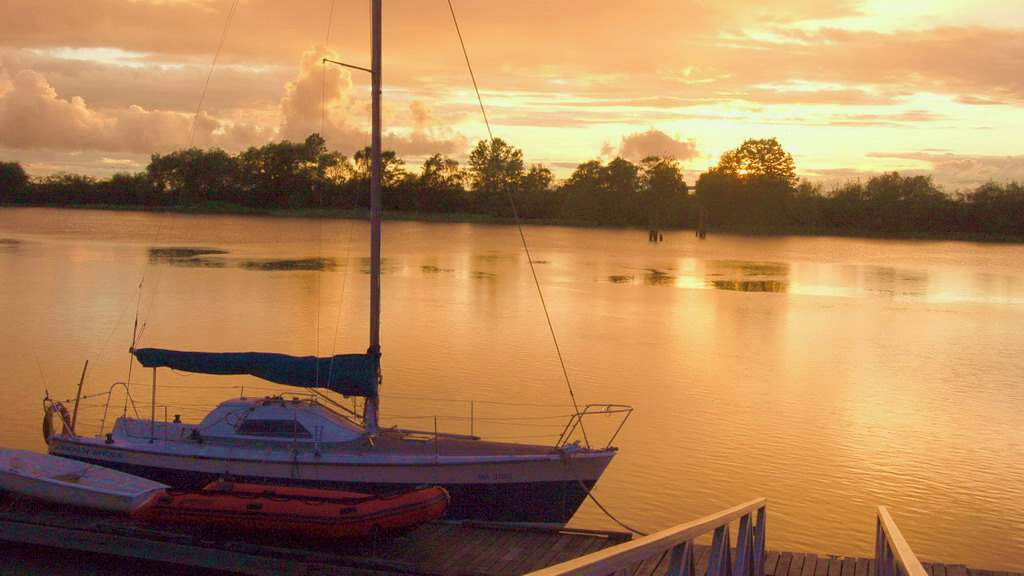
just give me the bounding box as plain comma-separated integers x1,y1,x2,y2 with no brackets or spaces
525,498,767,576
875,506,929,576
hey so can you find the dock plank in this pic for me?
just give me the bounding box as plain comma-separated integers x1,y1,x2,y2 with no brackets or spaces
486,531,548,575
828,557,844,576
842,556,858,576
854,556,871,576
776,551,795,576
802,555,821,576
792,553,812,576
474,528,532,574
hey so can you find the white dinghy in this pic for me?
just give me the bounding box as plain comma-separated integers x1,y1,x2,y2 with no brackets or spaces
0,447,168,514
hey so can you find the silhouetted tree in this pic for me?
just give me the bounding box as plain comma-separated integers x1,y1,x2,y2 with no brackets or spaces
694,168,744,226
32,172,97,205
148,148,238,206
8,132,1024,240
468,138,524,215
406,154,466,213
235,134,347,208
716,138,797,186
345,146,408,210
0,161,30,203
94,172,158,205
696,138,798,229
961,181,1024,236
514,164,555,218
638,156,688,227
559,157,640,225
861,172,953,234
785,179,829,229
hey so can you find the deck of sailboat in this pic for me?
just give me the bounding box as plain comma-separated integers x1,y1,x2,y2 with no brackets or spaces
81,428,580,459
365,432,575,458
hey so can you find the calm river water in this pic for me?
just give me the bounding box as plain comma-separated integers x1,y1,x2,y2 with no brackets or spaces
1,207,1022,571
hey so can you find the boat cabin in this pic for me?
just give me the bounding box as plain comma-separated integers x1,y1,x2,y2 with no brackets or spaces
111,397,366,445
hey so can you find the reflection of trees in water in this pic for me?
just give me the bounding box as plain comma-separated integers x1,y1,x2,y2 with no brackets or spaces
606,262,794,290
608,269,677,286
148,247,228,268
706,279,789,293
861,265,929,298
643,269,676,286
420,265,492,279
240,257,335,272
356,257,399,275
149,247,349,272
703,260,789,292
711,260,789,277
474,252,518,264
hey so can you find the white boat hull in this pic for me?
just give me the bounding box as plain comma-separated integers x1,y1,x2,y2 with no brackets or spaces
0,447,168,514
49,432,614,524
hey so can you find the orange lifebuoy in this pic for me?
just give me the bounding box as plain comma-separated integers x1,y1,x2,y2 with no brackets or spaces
42,406,53,440
43,402,71,440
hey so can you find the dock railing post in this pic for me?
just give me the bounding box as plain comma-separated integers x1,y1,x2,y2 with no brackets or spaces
666,540,696,576
523,498,766,576
874,506,928,576
708,524,734,576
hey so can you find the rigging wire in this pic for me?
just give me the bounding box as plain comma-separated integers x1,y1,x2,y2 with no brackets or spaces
446,0,646,536
315,0,336,392
446,0,590,447
188,0,240,147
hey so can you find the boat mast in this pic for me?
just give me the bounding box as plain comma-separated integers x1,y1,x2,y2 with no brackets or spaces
365,0,382,434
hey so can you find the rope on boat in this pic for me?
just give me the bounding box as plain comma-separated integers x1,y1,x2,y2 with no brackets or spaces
564,457,647,537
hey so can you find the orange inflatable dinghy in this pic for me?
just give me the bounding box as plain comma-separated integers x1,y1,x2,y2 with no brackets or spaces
131,480,449,539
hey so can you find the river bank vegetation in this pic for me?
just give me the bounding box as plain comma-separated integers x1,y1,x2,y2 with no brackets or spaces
2,134,1022,240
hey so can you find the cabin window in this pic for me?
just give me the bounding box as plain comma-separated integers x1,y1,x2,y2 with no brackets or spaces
235,419,312,438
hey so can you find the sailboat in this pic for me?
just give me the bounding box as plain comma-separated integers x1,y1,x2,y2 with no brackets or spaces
45,1,628,525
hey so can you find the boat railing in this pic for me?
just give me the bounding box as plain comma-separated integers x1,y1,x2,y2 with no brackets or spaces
555,404,633,450
523,497,767,576
875,506,928,576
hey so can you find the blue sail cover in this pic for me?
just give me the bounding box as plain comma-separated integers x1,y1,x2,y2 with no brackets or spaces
132,348,377,397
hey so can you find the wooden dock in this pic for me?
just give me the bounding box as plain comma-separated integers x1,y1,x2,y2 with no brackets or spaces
0,494,1019,576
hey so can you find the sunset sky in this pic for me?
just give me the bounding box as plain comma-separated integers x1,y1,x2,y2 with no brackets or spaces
1,0,1022,190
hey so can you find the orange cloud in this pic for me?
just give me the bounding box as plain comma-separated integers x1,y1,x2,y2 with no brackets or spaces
0,68,190,152
603,129,700,163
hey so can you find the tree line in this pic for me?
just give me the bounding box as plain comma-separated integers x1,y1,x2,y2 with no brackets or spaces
1,134,1022,239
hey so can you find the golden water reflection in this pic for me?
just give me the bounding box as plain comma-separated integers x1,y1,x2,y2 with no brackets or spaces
604,256,1024,304
2,210,1023,572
